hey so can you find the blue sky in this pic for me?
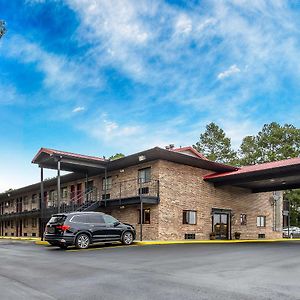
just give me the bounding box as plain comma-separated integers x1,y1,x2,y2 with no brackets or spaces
1,0,300,191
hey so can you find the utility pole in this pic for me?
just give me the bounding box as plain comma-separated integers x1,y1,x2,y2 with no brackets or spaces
0,20,6,39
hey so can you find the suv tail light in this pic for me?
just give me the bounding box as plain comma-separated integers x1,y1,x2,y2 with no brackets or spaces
56,225,70,231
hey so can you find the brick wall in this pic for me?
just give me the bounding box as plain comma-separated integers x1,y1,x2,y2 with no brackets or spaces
157,160,282,240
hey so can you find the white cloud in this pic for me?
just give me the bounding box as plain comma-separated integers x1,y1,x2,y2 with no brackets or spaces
72,106,85,113
217,65,241,80
174,14,193,35
3,35,103,96
81,113,141,142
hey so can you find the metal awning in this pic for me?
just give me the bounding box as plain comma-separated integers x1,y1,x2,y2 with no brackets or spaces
204,157,300,193
32,148,108,174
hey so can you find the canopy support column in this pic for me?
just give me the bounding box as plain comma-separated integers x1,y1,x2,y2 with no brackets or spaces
57,158,61,213
39,166,44,239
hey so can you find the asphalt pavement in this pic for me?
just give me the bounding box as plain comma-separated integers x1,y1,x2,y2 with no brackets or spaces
0,240,299,300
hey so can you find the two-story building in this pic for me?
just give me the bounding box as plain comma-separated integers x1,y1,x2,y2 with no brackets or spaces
1,145,299,240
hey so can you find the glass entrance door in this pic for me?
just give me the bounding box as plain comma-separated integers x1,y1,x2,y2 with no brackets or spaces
213,213,229,239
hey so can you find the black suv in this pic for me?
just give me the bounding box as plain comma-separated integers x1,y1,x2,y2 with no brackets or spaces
44,212,136,249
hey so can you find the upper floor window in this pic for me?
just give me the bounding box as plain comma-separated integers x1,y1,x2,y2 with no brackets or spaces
138,168,151,183
32,194,38,204
23,197,29,206
257,216,266,227
102,177,112,191
49,190,55,201
240,214,247,225
61,187,68,198
183,210,197,225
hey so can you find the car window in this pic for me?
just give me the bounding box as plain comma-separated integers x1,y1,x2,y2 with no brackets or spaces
49,215,67,224
70,215,87,223
104,215,118,225
87,214,105,224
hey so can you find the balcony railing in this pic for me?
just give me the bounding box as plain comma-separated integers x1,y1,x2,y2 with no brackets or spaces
0,178,160,218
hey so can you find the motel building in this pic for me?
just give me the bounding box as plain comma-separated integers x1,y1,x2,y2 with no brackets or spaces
0,146,299,241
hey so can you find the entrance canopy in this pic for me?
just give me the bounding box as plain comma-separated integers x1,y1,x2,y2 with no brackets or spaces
204,157,300,193
32,148,108,174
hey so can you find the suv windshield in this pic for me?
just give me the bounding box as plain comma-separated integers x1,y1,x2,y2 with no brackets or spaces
49,215,67,224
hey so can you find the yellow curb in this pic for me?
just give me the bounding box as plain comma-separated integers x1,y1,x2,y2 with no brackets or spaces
35,241,50,245
134,238,300,246
0,236,40,242
29,238,300,248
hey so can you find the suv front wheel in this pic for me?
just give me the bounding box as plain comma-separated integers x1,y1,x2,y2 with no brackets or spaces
75,233,90,249
122,231,134,245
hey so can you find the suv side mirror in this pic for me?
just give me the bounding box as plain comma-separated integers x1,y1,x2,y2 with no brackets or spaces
113,221,120,227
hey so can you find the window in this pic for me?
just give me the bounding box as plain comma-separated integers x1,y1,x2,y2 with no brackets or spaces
102,177,112,191
103,215,118,225
138,208,151,224
32,218,37,228
61,187,68,198
49,190,55,200
23,197,29,206
138,187,149,195
10,221,14,228
240,214,247,225
102,193,110,200
32,194,38,204
138,168,151,183
183,210,197,225
258,233,265,239
49,215,67,224
24,219,28,228
257,216,266,227
86,214,105,224
70,215,87,223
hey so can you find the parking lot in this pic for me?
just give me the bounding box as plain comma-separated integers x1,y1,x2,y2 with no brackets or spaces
0,240,300,300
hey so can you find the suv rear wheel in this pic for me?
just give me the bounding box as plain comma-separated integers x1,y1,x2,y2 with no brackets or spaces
75,233,90,249
122,231,134,245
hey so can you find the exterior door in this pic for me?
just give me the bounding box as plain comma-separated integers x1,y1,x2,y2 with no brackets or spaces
70,185,75,202
85,180,94,201
76,183,82,205
213,213,229,239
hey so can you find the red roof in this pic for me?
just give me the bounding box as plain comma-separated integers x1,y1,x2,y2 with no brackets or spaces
204,157,300,180
32,147,105,163
171,146,208,160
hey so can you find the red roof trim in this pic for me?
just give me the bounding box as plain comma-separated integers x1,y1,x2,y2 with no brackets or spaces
172,146,208,160
32,147,105,163
204,157,300,180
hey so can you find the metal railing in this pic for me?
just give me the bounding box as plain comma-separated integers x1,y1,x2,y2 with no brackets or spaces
102,178,159,200
0,178,160,217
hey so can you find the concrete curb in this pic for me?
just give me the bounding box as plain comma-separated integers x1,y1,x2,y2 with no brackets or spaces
33,238,300,247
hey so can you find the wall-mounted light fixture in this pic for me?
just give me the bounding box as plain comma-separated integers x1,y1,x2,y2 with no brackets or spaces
138,155,146,162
